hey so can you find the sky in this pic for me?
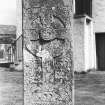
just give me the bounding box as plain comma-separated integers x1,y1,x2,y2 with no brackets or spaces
0,0,16,25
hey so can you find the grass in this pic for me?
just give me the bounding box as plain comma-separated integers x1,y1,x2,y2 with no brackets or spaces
0,67,23,105
74,71,105,105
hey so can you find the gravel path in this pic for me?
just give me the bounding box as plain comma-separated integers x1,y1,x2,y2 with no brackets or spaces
74,71,105,105
0,67,23,105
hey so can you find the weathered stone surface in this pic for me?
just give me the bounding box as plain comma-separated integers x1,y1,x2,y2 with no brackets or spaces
23,0,73,105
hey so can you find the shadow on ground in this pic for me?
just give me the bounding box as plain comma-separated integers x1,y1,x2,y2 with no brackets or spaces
74,71,105,105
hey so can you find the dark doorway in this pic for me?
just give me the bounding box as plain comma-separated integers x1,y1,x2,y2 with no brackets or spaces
96,33,105,70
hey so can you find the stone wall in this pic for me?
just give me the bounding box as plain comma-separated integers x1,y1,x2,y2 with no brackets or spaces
23,0,73,105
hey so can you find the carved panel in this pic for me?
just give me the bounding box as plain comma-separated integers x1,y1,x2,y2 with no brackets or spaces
23,0,73,105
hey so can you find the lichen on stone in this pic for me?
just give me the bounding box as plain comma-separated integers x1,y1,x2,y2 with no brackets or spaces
24,0,73,105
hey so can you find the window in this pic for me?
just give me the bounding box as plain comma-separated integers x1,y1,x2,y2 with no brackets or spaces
75,0,92,17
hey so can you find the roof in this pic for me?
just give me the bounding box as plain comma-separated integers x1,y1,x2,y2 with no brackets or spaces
0,25,16,35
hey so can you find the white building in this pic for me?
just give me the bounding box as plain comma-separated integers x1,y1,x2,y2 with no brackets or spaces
73,0,105,72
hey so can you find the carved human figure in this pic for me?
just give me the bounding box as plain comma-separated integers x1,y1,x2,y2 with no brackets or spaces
24,1,73,104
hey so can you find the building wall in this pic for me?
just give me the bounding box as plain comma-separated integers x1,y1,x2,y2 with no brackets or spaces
73,17,85,72
73,16,96,72
93,0,105,32
84,18,96,71
92,0,105,69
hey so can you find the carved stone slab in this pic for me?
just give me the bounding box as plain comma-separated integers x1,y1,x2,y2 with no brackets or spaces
23,0,73,105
